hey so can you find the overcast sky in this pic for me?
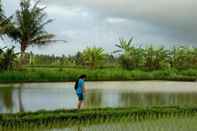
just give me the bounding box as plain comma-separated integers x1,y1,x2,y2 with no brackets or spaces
0,0,196,55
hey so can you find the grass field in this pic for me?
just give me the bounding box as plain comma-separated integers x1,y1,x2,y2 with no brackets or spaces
0,68,197,83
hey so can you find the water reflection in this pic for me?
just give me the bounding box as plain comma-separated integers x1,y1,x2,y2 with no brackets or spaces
0,81,196,113
120,92,197,106
0,84,25,113
86,90,102,108
18,85,24,112
77,127,82,131
0,86,14,112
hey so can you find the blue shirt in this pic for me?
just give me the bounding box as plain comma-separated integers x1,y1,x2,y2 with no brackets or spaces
76,79,84,94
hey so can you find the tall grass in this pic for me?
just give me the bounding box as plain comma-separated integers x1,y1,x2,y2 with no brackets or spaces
0,68,196,83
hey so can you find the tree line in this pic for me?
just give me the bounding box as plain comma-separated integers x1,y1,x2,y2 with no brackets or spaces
25,38,197,70
1,38,197,71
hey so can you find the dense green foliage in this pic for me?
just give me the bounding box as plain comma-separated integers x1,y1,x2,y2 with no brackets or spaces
114,38,144,69
20,37,197,71
0,106,197,128
114,38,197,70
24,45,197,70
80,47,105,69
26,51,118,68
0,47,19,71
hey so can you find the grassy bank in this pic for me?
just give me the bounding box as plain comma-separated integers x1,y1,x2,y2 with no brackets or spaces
0,106,197,128
0,68,197,83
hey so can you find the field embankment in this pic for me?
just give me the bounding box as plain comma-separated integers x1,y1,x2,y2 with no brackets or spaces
0,68,197,83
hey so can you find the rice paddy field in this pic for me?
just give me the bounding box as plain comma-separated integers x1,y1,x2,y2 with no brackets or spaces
0,68,197,83
0,81,197,130
61,116,197,131
0,107,197,131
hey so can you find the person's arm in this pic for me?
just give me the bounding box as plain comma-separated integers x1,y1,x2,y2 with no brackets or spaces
83,83,87,94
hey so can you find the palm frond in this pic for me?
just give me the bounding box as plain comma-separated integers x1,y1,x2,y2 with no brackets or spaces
30,33,55,44
128,37,133,46
113,50,122,54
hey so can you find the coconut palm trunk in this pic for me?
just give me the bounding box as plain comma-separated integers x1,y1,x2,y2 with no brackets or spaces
18,86,24,112
20,41,28,64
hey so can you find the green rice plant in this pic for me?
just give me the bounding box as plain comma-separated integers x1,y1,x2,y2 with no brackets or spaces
0,68,197,83
0,106,196,129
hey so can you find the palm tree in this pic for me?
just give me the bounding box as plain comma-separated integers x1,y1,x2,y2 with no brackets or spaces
81,47,105,69
6,0,58,63
0,47,4,54
0,46,19,70
0,0,3,15
0,0,10,37
0,0,4,31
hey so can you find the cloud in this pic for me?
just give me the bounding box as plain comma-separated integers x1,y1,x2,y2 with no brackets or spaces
105,17,129,24
1,0,196,56
45,5,83,17
43,0,197,43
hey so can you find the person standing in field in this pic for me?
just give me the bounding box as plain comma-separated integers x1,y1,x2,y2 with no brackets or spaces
74,75,87,109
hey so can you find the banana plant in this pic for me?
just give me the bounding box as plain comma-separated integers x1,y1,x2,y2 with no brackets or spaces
114,38,144,69
81,47,105,69
144,46,169,70
114,37,134,53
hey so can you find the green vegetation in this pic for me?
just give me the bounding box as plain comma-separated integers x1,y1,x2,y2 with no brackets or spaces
0,0,67,64
1,0,59,64
23,39,197,71
0,0,196,82
0,47,19,71
114,38,144,69
81,47,105,69
0,0,12,37
0,68,196,83
0,106,196,128
51,116,197,131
